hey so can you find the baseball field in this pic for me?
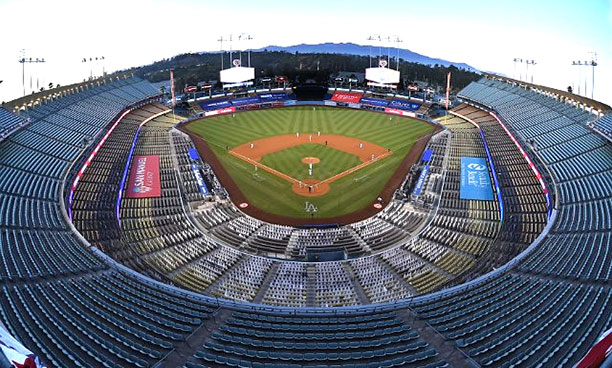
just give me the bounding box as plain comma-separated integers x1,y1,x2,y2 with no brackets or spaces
185,106,435,220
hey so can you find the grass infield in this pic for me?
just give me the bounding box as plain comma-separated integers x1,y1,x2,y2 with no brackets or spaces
187,106,434,219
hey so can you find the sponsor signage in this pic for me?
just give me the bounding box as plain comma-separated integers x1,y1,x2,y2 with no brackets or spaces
324,101,337,107
422,149,434,162
348,103,361,109
331,92,363,103
188,148,200,161
385,107,403,115
126,156,161,198
460,157,494,201
360,97,389,107
199,99,232,111
223,81,253,89
191,164,210,195
231,97,260,106
413,165,429,197
258,93,288,102
389,99,421,111
204,106,236,117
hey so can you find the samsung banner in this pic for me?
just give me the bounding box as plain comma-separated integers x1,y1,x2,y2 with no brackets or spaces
126,156,161,198
389,99,421,111
460,157,494,201
413,165,429,197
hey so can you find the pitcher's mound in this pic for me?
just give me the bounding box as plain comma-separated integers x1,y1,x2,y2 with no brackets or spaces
301,157,321,164
292,179,330,197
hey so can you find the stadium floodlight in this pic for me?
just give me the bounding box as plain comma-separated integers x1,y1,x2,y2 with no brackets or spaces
18,50,46,96
82,56,105,80
393,36,402,71
525,60,536,83
571,60,584,95
513,58,522,80
588,52,597,99
238,34,254,67
218,36,226,70
366,35,380,68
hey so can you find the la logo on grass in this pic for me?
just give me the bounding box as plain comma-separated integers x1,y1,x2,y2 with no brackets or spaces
304,202,318,213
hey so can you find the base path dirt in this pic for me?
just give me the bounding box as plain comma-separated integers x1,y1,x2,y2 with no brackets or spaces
232,133,389,163
179,113,441,226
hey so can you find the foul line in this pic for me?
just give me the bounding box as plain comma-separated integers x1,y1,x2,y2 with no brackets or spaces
229,150,300,184
229,149,392,188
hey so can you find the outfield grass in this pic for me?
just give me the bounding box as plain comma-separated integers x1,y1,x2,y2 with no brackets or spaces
187,106,434,219
260,144,361,181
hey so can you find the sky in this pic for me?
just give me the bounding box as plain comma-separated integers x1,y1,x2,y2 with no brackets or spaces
0,0,611,106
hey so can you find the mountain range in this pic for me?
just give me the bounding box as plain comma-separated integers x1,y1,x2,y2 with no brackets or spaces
249,42,478,72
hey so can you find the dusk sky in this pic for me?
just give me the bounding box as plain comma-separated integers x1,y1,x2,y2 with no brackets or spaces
1,0,610,105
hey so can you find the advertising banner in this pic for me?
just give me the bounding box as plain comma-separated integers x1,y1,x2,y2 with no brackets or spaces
204,106,236,117
331,92,363,103
324,101,337,107
231,97,260,106
188,148,200,161
126,156,161,198
421,149,434,162
412,165,430,197
389,99,421,111
258,93,288,102
191,164,210,195
384,107,403,115
360,97,389,107
199,99,231,111
460,157,494,201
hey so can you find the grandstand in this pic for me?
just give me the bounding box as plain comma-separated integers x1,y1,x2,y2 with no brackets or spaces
0,68,610,368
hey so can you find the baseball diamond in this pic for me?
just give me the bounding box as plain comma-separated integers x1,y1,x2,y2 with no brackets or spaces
183,106,437,223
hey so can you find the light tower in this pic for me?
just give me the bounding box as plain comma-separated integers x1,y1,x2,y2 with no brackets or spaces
587,52,598,99
218,36,226,70
238,33,254,67
393,36,403,71
571,60,584,95
525,60,536,83
19,50,46,96
82,56,105,81
366,35,381,68
513,58,522,80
